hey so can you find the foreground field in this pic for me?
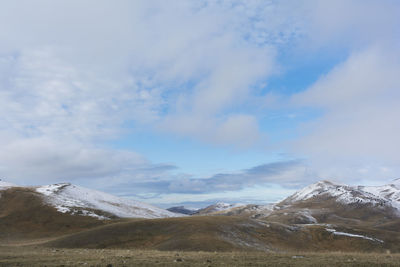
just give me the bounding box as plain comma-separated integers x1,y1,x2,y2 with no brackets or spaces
0,246,399,266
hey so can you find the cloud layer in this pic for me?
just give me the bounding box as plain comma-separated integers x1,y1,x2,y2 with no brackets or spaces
0,0,293,186
0,0,399,204
292,46,400,182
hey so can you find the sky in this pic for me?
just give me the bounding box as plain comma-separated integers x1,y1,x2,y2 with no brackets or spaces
0,0,399,208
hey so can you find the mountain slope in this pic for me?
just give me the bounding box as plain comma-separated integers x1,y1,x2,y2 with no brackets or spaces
202,204,275,218
282,180,391,207
35,183,179,219
1,179,400,253
0,182,179,242
266,180,400,227
0,187,105,240
193,202,245,215
359,179,400,211
279,180,400,214
45,216,398,252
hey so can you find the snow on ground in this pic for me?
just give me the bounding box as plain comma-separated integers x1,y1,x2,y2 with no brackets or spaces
36,183,180,219
289,181,338,202
0,181,17,190
289,181,383,205
325,228,384,243
287,180,400,213
249,204,275,216
212,202,245,211
360,181,400,211
251,204,275,212
297,210,317,223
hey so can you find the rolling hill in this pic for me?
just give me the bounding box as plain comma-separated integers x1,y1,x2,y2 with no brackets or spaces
265,180,400,227
1,179,399,253
45,215,398,253
0,181,178,241
35,183,179,219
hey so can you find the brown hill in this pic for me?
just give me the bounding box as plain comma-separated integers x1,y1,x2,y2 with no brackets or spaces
1,181,399,253
0,187,106,242
44,216,398,253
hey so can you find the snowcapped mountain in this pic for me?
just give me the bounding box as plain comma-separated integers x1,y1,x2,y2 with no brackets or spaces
212,203,275,218
210,202,243,211
2,178,399,222
194,202,245,215
359,179,400,211
282,179,400,213
259,179,400,227
34,183,180,219
284,180,389,206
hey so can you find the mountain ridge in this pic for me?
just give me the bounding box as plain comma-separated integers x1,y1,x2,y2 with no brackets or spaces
1,178,400,252
280,179,400,214
0,181,179,220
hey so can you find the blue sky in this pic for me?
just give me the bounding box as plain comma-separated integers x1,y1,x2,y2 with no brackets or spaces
0,0,400,208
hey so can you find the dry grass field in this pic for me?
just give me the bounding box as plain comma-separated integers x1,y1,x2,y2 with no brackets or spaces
43,216,398,253
0,246,399,266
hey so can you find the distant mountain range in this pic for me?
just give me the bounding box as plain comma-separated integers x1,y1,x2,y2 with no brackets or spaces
167,206,197,215
1,179,399,252
174,179,400,218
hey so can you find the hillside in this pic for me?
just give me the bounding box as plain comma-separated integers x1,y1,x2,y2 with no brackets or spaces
45,215,398,252
263,180,400,227
193,202,245,215
204,180,400,226
0,187,105,241
0,182,178,242
1,179,400,253
35,183,178,219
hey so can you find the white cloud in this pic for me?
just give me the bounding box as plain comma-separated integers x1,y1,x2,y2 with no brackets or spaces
0,48,165,140
0,135,180,189
215,115,260,147
0,0,289,187
306,0,400,48
145,184,296,207
292,46,400,183
160,114,260,147
1,0,399,198
0,0,289,147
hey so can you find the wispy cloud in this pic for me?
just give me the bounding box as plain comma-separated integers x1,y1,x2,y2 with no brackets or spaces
0,0,300,187
105,160,315,197
0,0,399,204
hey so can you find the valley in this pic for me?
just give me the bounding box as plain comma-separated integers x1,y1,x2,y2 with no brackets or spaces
1,179,400,266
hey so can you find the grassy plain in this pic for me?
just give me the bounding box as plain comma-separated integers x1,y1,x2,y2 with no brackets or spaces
0,246,399,266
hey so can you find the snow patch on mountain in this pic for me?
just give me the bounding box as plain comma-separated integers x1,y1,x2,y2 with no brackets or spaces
288,181,388,204
325,228,384,243
36,183,180,219
194,202,246,215
212,202,244,211
359,180,400,211
0,180,17,189
296,210,318,224
285,179,400,214
246,204,275,213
